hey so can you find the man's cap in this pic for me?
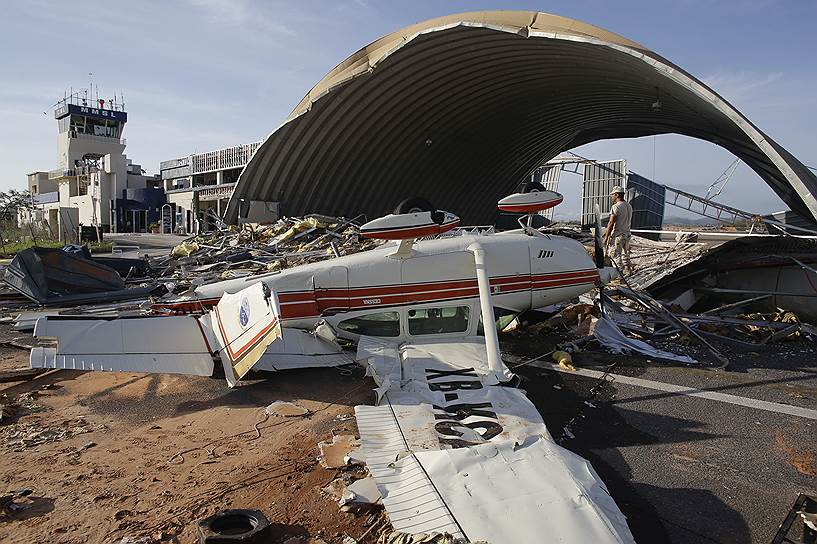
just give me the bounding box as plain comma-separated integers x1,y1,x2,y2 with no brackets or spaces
610,185,624,195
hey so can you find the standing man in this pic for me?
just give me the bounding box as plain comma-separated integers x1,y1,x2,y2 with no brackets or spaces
603,186,634,274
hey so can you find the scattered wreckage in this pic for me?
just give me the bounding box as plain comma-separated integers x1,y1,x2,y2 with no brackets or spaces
20,190,638,542
4,246,155,306
2,189,817,542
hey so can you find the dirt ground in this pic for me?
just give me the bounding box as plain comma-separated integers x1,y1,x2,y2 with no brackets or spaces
2,312,815,543
0,323,385,544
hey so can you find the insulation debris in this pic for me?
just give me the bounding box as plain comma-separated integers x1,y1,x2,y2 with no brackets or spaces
318,434,361,469
339,477,381,507
552,350,576,371
170,241,199,258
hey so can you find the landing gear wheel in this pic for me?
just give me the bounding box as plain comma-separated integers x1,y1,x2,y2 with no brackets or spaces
393,196,445,224
393,197,434,214
520,182,545,193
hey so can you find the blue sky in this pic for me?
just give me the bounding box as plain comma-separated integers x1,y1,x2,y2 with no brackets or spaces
1,0,815,219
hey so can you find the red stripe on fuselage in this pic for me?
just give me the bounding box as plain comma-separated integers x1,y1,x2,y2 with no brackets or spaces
152,269,599,319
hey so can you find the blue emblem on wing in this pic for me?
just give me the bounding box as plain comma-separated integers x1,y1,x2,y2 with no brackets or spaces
239,297,250,327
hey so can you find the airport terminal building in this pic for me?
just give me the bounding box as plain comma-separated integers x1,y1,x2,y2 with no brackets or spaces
159,141,265,234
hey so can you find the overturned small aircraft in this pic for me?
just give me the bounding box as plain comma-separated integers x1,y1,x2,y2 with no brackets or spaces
30,191,635,543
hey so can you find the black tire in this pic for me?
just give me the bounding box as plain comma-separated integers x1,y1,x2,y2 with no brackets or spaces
521,182,545,193
196,509,270,543
393,197,434,215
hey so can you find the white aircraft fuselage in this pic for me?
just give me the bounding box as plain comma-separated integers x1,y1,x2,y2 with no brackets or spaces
159,228,600,342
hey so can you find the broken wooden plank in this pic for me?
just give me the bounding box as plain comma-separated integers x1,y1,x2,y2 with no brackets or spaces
0,368,47,383
1,338,34,350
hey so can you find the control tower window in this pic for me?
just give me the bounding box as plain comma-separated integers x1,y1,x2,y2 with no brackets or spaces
68,114,120,139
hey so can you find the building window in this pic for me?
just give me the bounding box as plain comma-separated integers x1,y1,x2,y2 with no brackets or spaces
408,306,470,335
31,185,37,194
338,312,400,337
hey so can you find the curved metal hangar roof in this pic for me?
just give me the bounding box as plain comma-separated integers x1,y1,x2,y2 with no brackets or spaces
226,11,817,224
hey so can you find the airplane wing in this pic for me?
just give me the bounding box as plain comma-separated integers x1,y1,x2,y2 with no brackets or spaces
354,335,635,543
30,282,284,387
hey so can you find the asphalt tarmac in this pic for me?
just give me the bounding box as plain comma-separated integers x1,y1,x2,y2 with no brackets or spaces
503,334,817,544
105,232,185,258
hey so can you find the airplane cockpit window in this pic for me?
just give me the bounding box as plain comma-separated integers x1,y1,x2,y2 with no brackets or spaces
408,306,470,335
338,311,400,337
477,306,521,335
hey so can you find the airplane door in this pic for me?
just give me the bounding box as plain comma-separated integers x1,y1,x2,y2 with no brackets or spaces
314,266,349,313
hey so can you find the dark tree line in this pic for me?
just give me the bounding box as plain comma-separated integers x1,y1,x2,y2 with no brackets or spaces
0,189,32,222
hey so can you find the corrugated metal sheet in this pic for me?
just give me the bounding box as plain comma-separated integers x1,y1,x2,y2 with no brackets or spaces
225,11,817,225
763,210,817,234
628,172,666,234
580,164,666,234
581,160,626,228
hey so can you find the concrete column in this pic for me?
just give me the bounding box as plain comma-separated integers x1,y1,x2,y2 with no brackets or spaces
216,170,224,185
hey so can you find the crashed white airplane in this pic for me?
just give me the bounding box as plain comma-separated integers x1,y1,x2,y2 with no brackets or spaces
29,190,635,543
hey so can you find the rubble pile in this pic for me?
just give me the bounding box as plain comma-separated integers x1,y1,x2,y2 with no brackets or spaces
511,232,817,368
520,279,817,369
0,215,385,311
155,215,384,286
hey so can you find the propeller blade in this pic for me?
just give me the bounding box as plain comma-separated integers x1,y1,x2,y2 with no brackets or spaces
593,203,607,313
593,203,605,269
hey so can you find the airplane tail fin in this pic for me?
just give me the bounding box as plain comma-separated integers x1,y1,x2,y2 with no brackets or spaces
31,282,282,388
208,282,282,387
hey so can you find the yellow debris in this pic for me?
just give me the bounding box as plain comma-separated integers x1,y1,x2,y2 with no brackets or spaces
274,217,327,245
552,350,576,371
170,241,200,258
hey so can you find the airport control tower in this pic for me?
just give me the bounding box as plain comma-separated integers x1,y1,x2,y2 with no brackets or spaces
23,87,163,237
33,88,161,233
49,89,128,231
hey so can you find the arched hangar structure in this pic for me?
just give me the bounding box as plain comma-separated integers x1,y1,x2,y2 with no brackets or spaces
225,11,817,225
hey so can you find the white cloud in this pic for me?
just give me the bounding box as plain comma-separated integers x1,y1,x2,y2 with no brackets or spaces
702,70,783,104
185,0,296,36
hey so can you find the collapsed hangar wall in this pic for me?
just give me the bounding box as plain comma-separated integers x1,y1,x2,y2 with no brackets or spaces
225,11,817,225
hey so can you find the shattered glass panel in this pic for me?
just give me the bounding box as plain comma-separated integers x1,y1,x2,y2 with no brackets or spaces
338,311,400,337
